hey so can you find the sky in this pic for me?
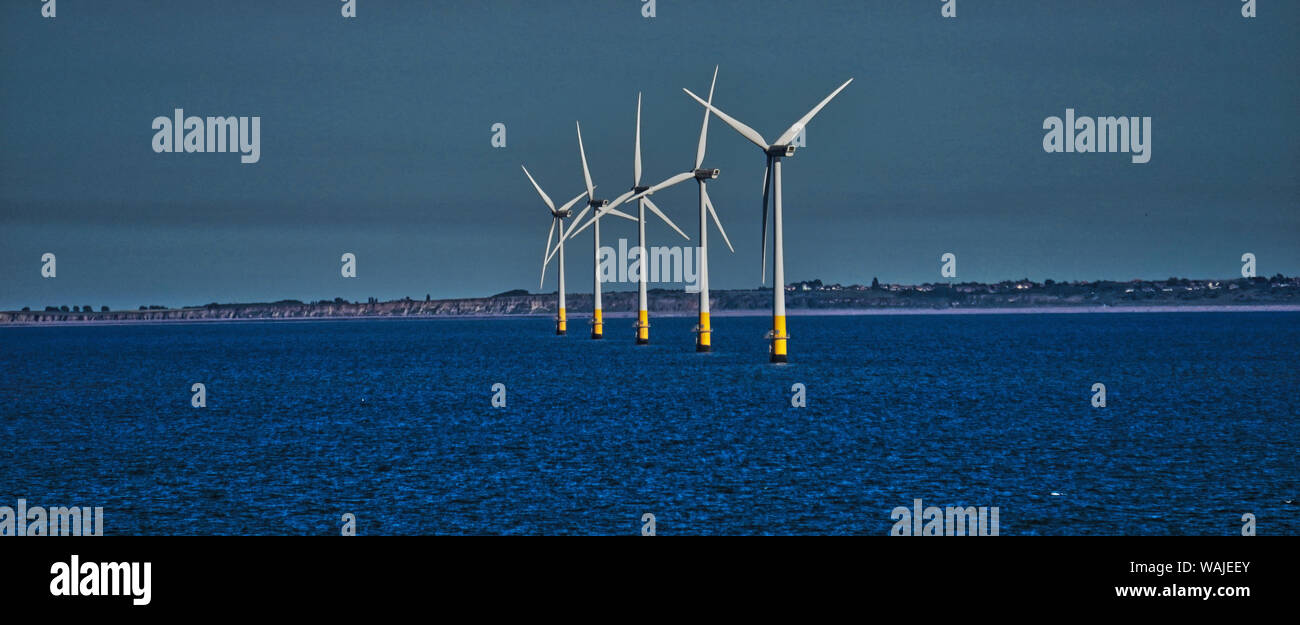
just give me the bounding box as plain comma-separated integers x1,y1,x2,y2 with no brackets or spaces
1,0,1296,311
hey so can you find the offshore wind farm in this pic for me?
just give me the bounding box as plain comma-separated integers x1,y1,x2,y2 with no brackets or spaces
560,93,693,345
2,1,1297,544
530,67,855,362
548,70,726,348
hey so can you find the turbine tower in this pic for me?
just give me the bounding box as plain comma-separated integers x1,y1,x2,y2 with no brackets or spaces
631,67,732,352
573,93,689,345
684,76,853,362
522,165,590,335
563,121,637,339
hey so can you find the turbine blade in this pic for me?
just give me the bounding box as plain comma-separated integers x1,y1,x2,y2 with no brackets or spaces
644,171,695,197
546,206,590,266
565,216,597,245
548,211,583,267
643,197,689,240
543,217,557,269
604,207,640,223
695,66,718,170
576,122,595,199
558,188,590,214
634,93,643,187
522,165,556,212
540,218,557,289
683,88,768,151
566,206,591,237
606,189,636,210
703,185,734,253
774,78,854,147
760,157,770,284
545,236,564,266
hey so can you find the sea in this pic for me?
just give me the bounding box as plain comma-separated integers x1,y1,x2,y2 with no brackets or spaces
1,312,1296,535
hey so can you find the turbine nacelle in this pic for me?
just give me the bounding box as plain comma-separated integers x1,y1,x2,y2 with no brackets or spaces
632,185,650,194
694,168,720,180
589,198,609,208
767,145,796,158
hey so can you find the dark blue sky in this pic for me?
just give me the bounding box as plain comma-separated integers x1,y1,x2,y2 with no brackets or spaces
2,1,1296,310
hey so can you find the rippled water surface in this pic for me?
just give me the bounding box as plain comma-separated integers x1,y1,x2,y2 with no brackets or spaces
2,312,1296,535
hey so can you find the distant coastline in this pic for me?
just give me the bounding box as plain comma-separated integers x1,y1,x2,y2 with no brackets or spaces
4,276,1297,326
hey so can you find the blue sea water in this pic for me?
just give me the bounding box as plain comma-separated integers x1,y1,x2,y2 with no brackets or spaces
1,312,1296,535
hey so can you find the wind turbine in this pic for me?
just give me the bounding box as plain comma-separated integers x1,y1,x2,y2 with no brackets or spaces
557,121,638,339
630,67,732,352
571,93,689,345
521,164,590,335
683,76,853,362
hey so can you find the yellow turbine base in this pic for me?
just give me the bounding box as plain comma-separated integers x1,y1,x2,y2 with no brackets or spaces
636,309,649,344
771,315,788,363
696,312,711,351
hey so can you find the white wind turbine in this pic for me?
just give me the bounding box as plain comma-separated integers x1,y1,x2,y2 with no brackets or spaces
683,76,853,362
629,66,732,352
568,93,690,345
552,121,638,339
522,164,590,335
